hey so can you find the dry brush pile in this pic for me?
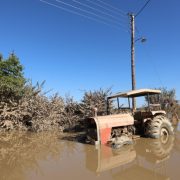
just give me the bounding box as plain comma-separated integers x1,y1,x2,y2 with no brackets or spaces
0,81,111,132
80,88,112,117
0,83,64,131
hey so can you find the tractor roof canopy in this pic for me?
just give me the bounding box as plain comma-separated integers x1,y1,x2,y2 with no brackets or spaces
108,89,161,99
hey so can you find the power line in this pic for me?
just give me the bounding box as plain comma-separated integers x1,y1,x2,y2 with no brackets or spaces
40,0,128,31
143,45,164,87
55,0,127,28
85,0,127,18
135,0,151,17
95,0,126,15
135,25,140,34
72,0,127,24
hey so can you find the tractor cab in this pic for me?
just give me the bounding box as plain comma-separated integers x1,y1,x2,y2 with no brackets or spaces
107,89,166,124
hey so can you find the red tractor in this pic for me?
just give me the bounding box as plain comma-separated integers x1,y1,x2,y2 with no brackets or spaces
85,89,174,147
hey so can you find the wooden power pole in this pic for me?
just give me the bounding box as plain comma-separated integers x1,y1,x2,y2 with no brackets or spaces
130,13,136,110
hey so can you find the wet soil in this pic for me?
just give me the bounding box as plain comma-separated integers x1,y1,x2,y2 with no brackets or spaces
0,127,180,180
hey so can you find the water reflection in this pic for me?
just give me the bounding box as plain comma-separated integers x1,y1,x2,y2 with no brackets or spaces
85,137,174,179
174,125,180,153
0,132,64,180
0,130,180,180
85,144,136,173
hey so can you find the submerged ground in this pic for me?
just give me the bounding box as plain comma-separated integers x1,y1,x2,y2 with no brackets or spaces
0,125,180,180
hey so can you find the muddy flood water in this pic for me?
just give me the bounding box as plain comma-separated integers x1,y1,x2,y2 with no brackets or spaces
1,127,180,180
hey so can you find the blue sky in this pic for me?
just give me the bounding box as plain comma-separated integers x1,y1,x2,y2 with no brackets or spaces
0,0,180,100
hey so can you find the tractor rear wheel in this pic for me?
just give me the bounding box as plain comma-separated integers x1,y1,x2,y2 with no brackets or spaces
144,115,174,139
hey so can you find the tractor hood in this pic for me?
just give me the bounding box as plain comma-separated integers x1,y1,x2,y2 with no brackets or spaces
88,113,134,145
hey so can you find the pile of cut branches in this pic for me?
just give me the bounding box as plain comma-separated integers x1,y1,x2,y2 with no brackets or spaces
80,88,112,117
0,82,66,131
0,84,112,132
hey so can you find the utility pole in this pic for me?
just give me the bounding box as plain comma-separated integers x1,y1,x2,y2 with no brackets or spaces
130,13,136,110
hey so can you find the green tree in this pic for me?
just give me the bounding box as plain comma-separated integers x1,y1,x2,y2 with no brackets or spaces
0,53,25,102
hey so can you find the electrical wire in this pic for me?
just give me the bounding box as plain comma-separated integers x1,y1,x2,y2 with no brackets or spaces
72,0,126,24
85,0,127,18
135,0,151,17
95,0,126,15
55,0,127,28
143,45,164,87
40,0,128,31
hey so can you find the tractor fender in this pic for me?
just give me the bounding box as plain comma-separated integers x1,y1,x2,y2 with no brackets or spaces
151,110,166,116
